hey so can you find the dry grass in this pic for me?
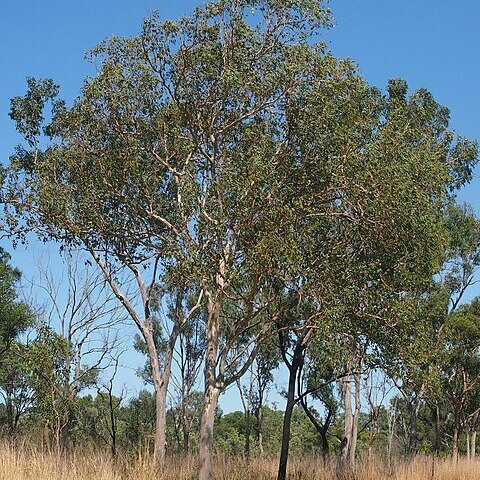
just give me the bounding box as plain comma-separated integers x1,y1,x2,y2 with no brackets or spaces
0,443,479,480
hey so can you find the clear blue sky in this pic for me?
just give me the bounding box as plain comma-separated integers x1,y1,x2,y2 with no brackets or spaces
1,0,480,410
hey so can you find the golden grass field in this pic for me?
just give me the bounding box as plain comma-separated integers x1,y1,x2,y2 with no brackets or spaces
0,444,479,480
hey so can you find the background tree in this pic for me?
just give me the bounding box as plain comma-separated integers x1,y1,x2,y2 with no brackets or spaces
0,248,34,438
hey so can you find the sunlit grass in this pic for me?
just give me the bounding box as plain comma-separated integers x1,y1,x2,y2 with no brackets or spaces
0,443,479,479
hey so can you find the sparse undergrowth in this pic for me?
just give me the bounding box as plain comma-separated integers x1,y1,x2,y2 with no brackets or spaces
0,444,479,480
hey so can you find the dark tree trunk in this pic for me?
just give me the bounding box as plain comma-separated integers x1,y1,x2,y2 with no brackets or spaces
408,397,421,457
277,329,312,480
300,394,332,461
277,356,301,480
257,404,264,457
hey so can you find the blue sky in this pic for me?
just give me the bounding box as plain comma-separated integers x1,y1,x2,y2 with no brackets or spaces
1,0,480,410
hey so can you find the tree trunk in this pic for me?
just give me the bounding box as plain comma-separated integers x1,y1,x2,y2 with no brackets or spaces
466,431,471,460
433,403,441,456
257,404,264,457
199,292,222,480
146,322,177,469
108,388,117,459
299,391,332,462
339,375,353,478
6,390,15,438
408,396,421,457
277,355,301,480
182,399,191,454
471,430,477,460
153,382,167,466
146,330,167,467
388,397,397,469
349,373,361,469
245,409,251,459
237,370,254,459
453,419,460,463
199,384,221,480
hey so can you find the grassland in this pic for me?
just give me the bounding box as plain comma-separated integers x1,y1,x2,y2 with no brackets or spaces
0,444,479,480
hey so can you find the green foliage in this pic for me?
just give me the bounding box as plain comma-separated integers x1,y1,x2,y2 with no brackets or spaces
2,0,480,468
0,248,33,356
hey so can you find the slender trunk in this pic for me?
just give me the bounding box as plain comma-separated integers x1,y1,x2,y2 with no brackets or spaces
237,371,254,459
108,388,117,459
388,397,397,469
256,374,265,457
246,371,254,459
277,356,301,480
199,384,221,480
245,410,251,459
199,292,222,480
146,321,178,468
408,396,421,457
146,329,167,468
339,375,353,478
257,404,264,457
182,398,191,454
452,416,460,463
433,403,441,456
6,390,14,438
471,430,477,460
467,431,471,460
349,373,361,469
300,397,331,462
276,329,313,480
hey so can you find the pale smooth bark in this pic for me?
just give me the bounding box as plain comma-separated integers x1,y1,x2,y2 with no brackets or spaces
472,430,477,460
198,288,223,480
339,375,353,477
349,373,361,467
90,250,200,469
199,384,221,480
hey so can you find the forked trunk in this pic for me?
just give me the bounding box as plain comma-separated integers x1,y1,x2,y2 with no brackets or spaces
277,357,300,480
277,329,312,480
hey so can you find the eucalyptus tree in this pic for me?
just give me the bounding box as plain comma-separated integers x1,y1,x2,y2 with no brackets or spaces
389,203,480,457
4,1,333,476
252,337,280,457
0,248,33,360
3,2,478,479
273,68,478,479
438,300,480,461
0,248,34,437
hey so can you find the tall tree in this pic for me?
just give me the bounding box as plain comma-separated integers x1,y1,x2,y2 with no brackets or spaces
0,248,32,359
438,300,480,462
3,2,478,480
4,2,334,477
274,69,478,479
0,248,34,437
